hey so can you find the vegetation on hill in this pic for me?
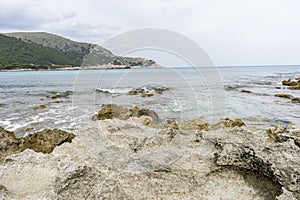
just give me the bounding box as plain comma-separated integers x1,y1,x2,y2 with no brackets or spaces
1,32,156,70
0,34,80,69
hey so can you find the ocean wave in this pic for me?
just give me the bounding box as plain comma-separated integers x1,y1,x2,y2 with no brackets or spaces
95,87,133,94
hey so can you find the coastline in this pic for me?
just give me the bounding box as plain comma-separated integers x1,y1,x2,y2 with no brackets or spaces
0,105,299,199
0,64,161,72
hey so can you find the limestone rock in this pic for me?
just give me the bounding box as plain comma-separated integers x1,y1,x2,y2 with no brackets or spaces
0,119,299,199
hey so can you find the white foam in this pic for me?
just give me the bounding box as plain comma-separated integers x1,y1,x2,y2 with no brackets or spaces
96,87,133,94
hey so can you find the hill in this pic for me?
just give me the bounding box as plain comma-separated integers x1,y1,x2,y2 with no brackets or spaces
0,32,156,70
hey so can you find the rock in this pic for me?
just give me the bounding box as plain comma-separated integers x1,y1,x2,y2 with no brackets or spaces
97,104,159,123
266,125,286,142
275,94,300,103
0,185,9,199
22,129,76,154
133,107,158,122
33,104,46,110
291,97,300,103
282,78,300,90
0,127,23,164
217,118,246,128
0,127,75,164
241,89,252,93
141,93,154,98
214,125,300,198
290,85,300,90
127,90,138,95
275,94,294,99
130,116,154,126
48,91,73,99
0,103,5,108
128,86,169,96
97,104,130,120
0,120,299,199
51,100,63,104
177,118,210,133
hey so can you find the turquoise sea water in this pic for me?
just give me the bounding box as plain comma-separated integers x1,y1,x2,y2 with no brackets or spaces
0,66,299,136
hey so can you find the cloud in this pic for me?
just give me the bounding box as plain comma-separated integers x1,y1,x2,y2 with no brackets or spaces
0,0,300,65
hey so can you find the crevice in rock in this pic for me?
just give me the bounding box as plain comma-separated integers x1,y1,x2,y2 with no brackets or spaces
204,167,283,200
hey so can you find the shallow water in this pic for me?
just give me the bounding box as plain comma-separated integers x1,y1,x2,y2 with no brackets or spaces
0,66,299,136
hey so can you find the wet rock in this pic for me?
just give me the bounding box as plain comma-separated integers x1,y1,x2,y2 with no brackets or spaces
47,91,73,99
97,104,130,120
0,127,75,164
241,89,252,93
282,79,299,86
141,93,154,98
51,100,63,104
0,103,5,108
0,127,23,164
282,78,300,90
289,85,300,90
22,129,76,154
128,90,138,95
275,94,294,99
97,104,158,123
275,94,300,103
128,86,169,96
33,104,46,110
291,97,300,103
218,118,246,128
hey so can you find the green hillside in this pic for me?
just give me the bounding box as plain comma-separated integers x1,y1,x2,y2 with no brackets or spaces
0,34,81,69
1,32,156,70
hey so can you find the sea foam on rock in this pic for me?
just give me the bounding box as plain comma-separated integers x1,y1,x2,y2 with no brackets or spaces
0,106,299,199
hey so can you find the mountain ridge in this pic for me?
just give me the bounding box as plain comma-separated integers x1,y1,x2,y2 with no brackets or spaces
0,32,157,70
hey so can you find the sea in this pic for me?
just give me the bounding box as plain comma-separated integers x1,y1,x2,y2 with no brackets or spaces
0,66,299,137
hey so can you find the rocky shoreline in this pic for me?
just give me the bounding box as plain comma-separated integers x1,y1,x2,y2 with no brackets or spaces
0,105,299,199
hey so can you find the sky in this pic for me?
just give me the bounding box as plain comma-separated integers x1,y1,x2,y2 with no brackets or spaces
1,0,300,66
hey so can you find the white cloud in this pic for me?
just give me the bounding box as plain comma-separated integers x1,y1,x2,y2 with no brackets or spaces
0,0,299,65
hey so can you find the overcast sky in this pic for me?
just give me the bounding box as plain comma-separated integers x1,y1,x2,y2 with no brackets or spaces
1,0,300,66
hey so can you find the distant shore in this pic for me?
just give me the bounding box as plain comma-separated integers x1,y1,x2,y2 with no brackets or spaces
0,64,161,72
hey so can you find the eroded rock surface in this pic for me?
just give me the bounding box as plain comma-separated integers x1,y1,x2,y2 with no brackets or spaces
0,117,299,199
0,127,75,164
